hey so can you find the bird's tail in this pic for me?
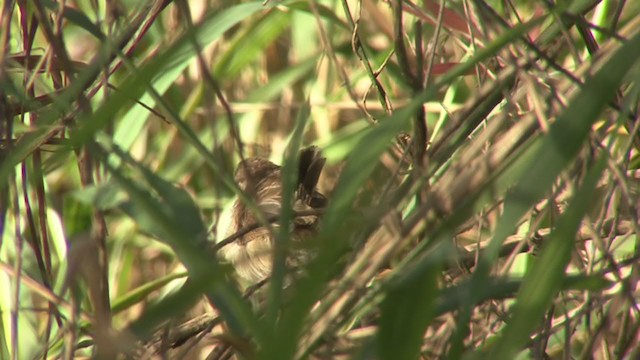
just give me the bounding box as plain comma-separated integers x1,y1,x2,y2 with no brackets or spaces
297,146,326,206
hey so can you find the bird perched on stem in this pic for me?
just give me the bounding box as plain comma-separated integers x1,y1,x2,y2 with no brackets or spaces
220,146,327,284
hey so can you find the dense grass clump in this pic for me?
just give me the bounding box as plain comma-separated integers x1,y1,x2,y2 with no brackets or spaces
1,1,639,359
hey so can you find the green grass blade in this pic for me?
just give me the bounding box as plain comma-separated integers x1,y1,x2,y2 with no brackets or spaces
111,272,187,314
376,262,439,360
488,155,607,358
472,30,640,295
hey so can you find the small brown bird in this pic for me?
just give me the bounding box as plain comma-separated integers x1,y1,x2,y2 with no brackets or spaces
221,146,327,284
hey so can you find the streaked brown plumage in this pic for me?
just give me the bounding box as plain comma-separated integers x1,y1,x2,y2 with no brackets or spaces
221,146,326,284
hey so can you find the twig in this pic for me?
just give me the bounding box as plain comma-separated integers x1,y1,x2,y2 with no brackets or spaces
212,209,325,252
308,0,373,123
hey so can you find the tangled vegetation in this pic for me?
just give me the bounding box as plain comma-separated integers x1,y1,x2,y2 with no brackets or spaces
1,0,639,359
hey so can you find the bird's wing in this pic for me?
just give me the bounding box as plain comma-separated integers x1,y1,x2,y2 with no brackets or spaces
255,175,282,219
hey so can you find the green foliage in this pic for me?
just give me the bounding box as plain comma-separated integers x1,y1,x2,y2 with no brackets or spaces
1,0,639,359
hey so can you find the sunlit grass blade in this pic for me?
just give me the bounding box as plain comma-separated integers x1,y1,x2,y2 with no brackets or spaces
472,30,640,294
89,140,259,341
488,155,607,358
111,272,188,314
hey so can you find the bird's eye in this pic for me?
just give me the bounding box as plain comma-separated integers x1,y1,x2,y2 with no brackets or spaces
310,194,327,208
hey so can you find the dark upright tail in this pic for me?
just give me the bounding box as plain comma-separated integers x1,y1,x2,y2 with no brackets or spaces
297,146,326,206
